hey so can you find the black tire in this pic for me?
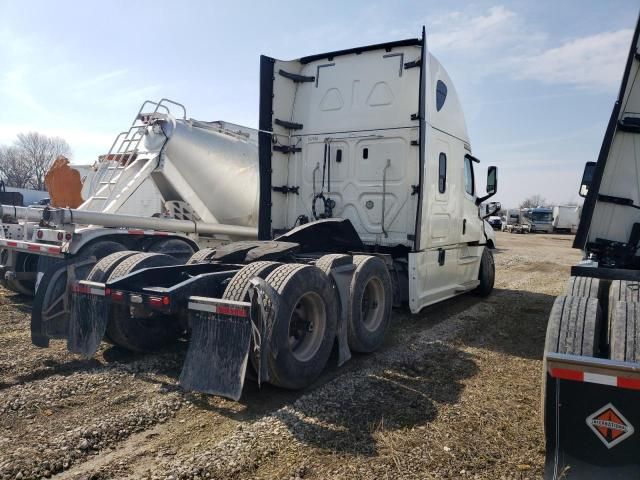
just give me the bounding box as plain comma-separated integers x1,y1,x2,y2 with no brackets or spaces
223,261,281,302
545,295,601,357
186,248,217,265
315,254,353,276
86,251,138,282
346,255,392,353
79,240,126,260
542,295,602,430
262,264,338,389
566,275,600,299
147,238,195,263
610,301,640,362
473,248,495,297
105,253,181,352
609,280,640,304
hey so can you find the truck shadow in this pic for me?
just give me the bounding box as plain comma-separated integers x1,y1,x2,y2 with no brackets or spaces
455,288,555,361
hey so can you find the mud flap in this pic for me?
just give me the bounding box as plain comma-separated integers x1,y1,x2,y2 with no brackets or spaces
180,297,254,400
544,353,640,479
179,279,280,400
67,281,110,357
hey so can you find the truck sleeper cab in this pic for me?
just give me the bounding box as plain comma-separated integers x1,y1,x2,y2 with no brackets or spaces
56,29,499,400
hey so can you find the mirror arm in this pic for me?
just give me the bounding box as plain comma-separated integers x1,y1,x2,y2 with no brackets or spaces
475,190,496,206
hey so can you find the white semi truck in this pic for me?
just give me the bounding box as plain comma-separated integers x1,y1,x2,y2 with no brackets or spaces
542,15,640,478
19,30,499,400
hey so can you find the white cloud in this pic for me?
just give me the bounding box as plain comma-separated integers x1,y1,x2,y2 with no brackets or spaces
514,29,633,90
427,5,632,91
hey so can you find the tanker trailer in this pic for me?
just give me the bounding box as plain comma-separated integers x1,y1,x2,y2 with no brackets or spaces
0,99,260,342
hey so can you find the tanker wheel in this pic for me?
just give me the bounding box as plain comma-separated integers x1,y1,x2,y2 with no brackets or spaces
610,300,640,362
105,253,182,352
86,250,139,283
147,238,195,264
8,252,39,296
346,255,392,353
262,264,338,390
31,241,130,345
542,294,601,428
186,248,217,265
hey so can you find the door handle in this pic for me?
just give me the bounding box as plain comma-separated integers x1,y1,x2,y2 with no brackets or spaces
462,218,467,235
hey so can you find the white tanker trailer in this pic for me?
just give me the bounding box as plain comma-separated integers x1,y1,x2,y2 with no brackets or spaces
0,99,260,336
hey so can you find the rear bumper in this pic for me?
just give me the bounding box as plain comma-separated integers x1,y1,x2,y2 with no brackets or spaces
0,238,63,257
544,353,640,479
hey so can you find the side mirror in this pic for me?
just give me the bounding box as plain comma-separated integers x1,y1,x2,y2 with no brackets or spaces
483,201,501,218
476,166,498,205
579,161,596,198
487,166,497,195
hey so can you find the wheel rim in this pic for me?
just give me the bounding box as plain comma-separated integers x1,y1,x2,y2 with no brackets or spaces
361,276,385,332
288,291,326,362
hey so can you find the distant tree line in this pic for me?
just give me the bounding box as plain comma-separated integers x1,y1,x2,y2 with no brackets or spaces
0,132,70,190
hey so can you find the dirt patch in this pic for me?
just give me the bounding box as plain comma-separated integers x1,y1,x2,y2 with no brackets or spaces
0,232,579,479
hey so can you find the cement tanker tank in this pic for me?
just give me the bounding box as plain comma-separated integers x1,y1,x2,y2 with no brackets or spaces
147,116,259,227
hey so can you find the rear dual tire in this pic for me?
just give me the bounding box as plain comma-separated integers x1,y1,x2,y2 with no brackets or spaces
261,264,338,390
105,253,182,352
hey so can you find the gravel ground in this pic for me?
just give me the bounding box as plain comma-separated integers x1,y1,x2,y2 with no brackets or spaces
0,232,580,479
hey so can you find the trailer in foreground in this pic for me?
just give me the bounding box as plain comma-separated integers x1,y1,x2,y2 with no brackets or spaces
542,13,640,478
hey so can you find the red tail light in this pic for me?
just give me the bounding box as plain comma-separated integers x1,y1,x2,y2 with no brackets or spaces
36,230,43,239
57,232,64,241
149,296,170,308
110,291,125,301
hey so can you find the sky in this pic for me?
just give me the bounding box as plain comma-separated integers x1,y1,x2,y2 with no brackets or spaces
0,0,638,208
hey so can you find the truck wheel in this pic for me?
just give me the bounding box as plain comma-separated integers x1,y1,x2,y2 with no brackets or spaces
223,261,281,302
610,301,640,362
105,253,181,352
262,264,338,389
345,255,392,353
609,280,640,303
566,275,600,299
545,295,601,357
315,254,353,276
542,295,602,429
186,248,217,265
473,248,495,297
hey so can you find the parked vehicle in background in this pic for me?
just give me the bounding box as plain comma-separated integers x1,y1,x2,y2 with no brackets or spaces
524,207,554,233
487,215,502,230
552,204,581,233
502,209,530,233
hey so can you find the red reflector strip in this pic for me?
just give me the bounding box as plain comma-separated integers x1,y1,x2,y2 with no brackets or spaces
127,229,172,236
0,239,62,255
617,377,640,390
550,367,640,391
71,283,105,296
216,305,249,317
550,368,583,382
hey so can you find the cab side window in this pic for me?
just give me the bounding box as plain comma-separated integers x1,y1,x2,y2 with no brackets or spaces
463,156,475,196
438,153,447,193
